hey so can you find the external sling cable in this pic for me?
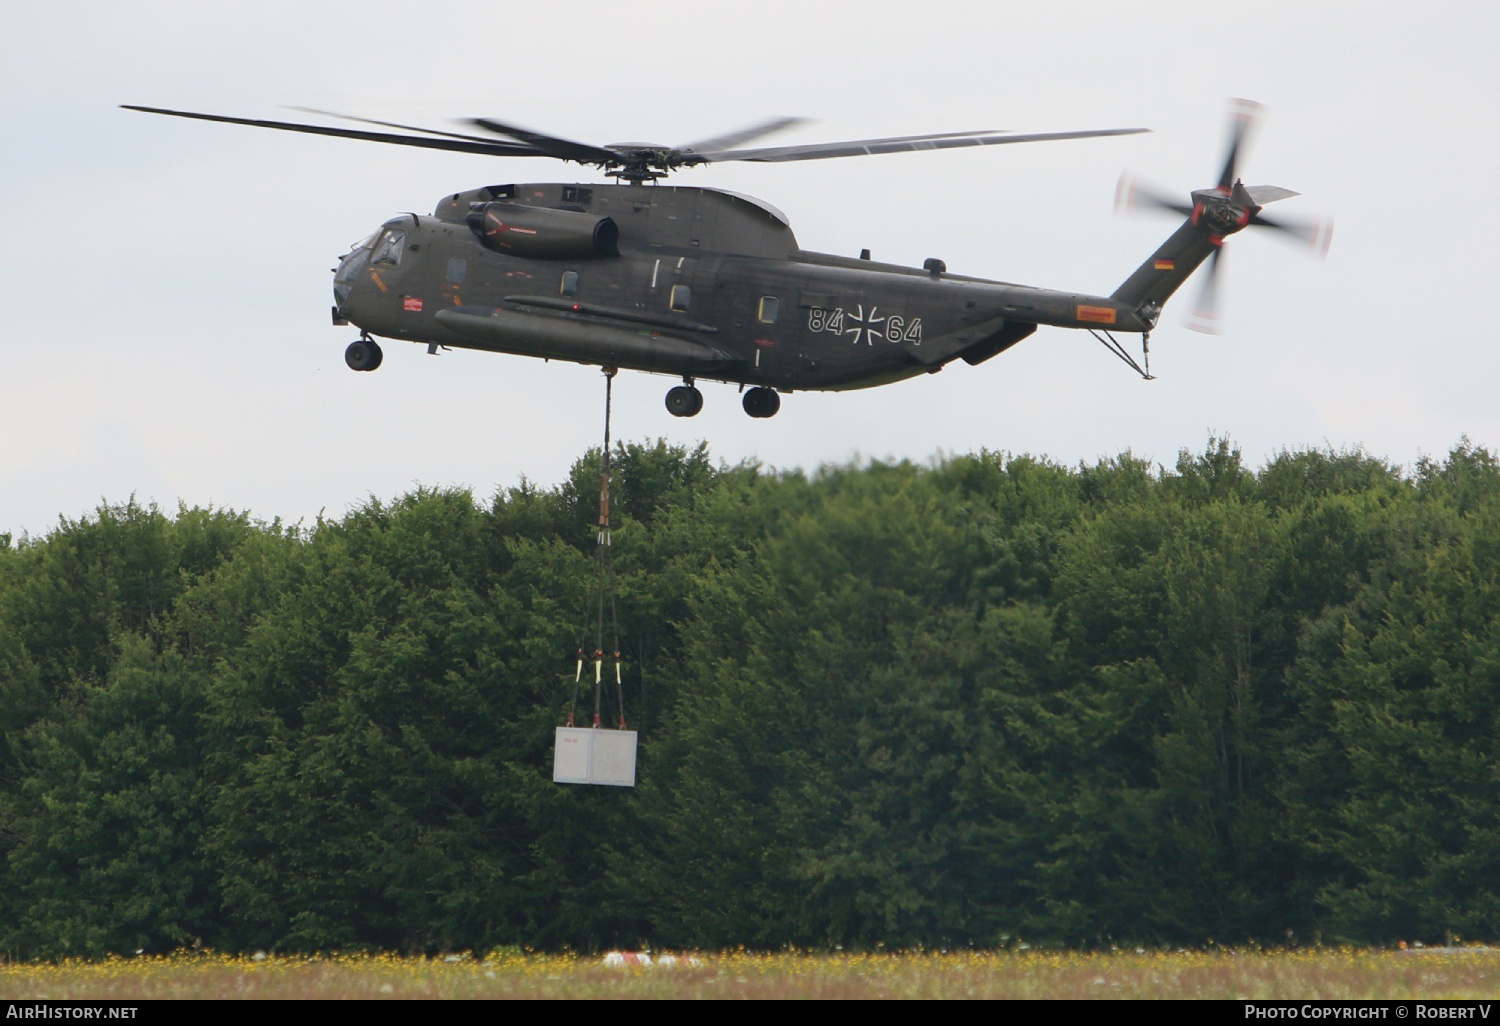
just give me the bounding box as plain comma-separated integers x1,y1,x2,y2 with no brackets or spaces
567,366,620,729
592,368,615,726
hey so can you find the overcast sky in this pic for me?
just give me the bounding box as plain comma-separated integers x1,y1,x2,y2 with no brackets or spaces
3,2,1497,536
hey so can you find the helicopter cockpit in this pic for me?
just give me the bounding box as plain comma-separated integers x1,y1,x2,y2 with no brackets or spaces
334,215,414,310
332,231,377,309
369,228,405,268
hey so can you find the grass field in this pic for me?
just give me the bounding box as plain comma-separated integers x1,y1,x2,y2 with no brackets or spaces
2,948,1498,1000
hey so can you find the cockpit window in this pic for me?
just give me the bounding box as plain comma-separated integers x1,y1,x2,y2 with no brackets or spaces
334,248,366,287
371,230,406,267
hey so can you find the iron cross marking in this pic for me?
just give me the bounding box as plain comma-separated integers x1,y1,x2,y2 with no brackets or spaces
843,304,885,346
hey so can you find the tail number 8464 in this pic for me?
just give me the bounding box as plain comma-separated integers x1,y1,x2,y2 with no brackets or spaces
808,306,923,346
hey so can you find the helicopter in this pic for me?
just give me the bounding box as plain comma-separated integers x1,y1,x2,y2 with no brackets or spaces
123,101,1329,418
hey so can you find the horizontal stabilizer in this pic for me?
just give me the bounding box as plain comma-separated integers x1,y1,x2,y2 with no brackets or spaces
1244,184,1299,205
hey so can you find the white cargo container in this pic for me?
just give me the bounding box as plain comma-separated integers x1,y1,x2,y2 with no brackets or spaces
553,726,638,787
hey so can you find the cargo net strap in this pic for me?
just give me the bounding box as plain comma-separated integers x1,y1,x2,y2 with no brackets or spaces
569,367,626,729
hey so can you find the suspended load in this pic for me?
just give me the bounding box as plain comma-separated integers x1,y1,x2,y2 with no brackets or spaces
553,726,637,787
555,367,637,787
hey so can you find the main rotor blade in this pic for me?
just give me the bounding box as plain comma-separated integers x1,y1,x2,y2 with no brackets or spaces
1217,98,1265,190
704,126,1148,163
121,105,546,158
1250,211,1335,256
287,106,504,145
1186,246,1226,335
694,127,1005,159
466,118,618,164
687,129,996,161
1115,172,1193,216
677,116,810,155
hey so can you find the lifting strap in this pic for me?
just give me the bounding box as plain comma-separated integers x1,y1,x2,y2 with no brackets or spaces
568,367,626,729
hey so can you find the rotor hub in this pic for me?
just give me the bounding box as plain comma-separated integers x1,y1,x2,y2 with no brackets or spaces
1191,188,1257,236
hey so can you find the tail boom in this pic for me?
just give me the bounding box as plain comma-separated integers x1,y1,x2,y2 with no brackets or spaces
1111,218,1220,316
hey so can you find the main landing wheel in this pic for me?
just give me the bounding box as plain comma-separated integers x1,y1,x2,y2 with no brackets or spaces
742,386,781,419
665,385,704,417
344,340,383,372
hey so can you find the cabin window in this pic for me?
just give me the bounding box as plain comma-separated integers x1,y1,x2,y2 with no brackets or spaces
371,229,406,267
560,271,580,297
757,296,780,324
669,285,691,312
446,258,467,285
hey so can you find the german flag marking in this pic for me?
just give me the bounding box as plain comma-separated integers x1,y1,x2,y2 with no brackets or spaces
1154,259,1175,271
1076,305,1117,325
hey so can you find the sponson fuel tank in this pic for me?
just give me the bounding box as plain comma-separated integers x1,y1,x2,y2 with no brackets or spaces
466,202,619,259
434,306,734,374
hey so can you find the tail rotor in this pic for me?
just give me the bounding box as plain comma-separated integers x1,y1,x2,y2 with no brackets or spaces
1115,98,1332,334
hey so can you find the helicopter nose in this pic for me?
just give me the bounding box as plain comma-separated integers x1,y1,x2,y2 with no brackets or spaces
332,245,369,309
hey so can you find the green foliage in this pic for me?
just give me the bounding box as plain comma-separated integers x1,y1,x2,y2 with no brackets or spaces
1,439,1498,955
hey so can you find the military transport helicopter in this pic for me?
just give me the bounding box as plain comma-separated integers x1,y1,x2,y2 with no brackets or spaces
124,101,1329,418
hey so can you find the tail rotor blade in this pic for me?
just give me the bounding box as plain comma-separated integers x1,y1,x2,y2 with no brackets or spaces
1217,98,1266,189
1250,211,1335,257
1115,172,1194,216
1186,246,1227,334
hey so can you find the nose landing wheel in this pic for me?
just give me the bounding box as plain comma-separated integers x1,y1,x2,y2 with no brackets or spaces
742,386,780,418
665,385,704,417
345,338,383,372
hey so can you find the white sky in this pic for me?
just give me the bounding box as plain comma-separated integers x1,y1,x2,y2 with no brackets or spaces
3,1,1498,536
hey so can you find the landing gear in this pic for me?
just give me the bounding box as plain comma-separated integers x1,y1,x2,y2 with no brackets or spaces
665,383,703,417
742,386,781,418
344,338,383,372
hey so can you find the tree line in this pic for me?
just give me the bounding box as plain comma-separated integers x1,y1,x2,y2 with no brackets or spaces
1,438,1496,957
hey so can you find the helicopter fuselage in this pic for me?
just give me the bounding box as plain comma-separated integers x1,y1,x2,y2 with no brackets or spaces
120,101,1321,416
333,181,1154,395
